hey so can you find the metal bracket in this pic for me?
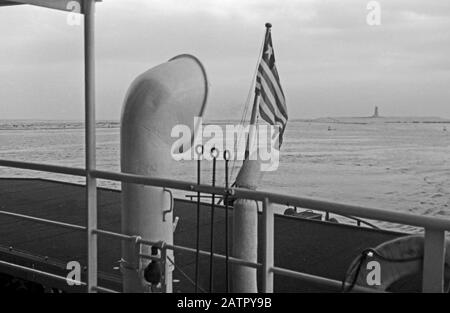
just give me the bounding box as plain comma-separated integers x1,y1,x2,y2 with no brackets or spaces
118,235,143,273
173,216,179,232
162,188,174,222
160,242,168,293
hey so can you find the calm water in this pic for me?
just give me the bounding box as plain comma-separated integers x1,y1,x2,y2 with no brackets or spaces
1,120,449,232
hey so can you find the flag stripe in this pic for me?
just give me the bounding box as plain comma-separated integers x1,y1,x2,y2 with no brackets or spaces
259,92,287,127
257,74,287,122
259,107,284,146
259,103,283,130
259,62,287,116
259,77,287,123
260,62,285,99
259,102,275,124
258,74,287,121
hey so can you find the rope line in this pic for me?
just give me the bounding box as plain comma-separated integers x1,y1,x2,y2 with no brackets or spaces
209,155,217,292
224,154,230,293
168,256,207,293
230,37,265,182
194,151,202,292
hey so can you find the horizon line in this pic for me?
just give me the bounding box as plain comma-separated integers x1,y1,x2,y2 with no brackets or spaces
2,115,450,122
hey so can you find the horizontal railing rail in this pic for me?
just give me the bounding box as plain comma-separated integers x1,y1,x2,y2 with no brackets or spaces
334,213,380,229
91,169,450,231
271,267,382,293
2,160,449,231
0,208,262,270
91,285,119,293
0,259,87,288
93,228,262,270
0,159,86,177
0,210,86,231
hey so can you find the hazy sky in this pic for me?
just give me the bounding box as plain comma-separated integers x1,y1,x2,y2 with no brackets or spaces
1,0,449,120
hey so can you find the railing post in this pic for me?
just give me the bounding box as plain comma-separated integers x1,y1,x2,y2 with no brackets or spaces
422,228,446,293
262,198,274,293
84,0,97,293
161,244,169,293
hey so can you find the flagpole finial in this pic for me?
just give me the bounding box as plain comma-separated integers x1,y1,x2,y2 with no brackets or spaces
265,23,272,29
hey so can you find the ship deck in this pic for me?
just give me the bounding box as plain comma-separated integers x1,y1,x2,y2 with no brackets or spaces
0,178,410,292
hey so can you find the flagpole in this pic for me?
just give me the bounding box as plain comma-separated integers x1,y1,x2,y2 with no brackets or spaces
232,23,272,293
244,89,260,160
245,23,272,159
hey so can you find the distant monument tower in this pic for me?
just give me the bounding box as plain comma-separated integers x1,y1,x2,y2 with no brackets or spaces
372,106,379,118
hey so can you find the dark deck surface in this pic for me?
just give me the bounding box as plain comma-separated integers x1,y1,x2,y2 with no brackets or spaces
0,178,406,292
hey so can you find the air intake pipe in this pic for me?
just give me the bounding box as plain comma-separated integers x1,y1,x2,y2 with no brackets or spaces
120,55,208,292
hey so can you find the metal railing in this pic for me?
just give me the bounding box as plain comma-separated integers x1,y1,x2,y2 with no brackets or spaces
1,0,449,294
1,158,449,293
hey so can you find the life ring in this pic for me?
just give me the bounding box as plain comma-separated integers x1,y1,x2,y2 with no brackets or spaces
343,235,450,292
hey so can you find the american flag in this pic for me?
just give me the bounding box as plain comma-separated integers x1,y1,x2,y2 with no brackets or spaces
255,26,288,146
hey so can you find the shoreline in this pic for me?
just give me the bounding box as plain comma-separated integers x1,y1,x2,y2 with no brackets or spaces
1,117,450,130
